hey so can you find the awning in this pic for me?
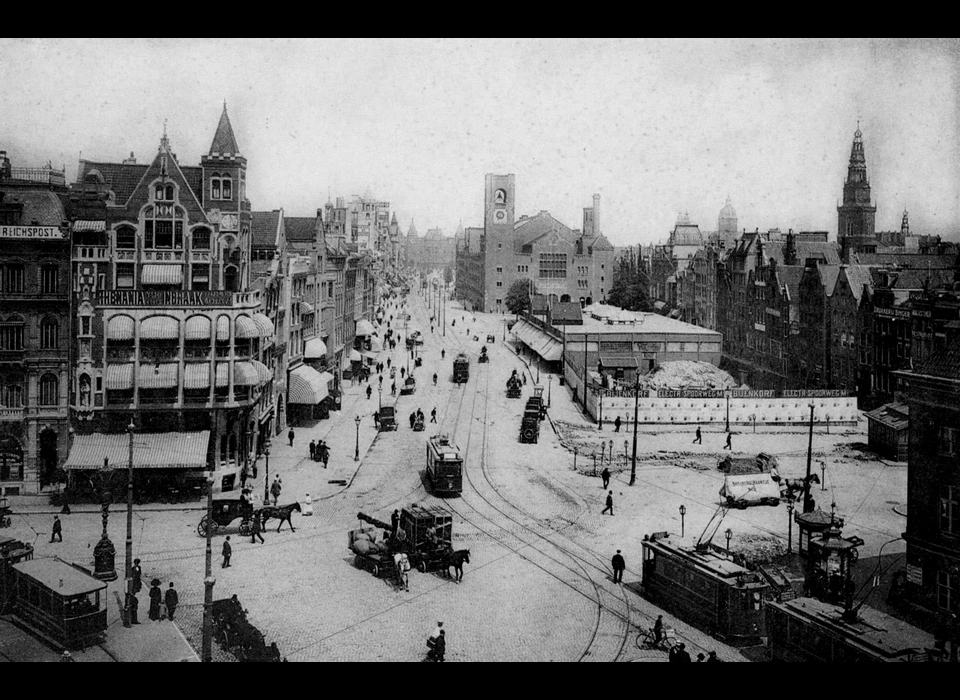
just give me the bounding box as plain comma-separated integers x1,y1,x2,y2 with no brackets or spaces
512,319,562,362
355,319,375,336
215,363,230,387
317,371,334,386
185,315,212,341
139,363,178,389
216,316,230,341
348,348,362,362
599,355,640,369
64,430,211,471
288,365,330,404
107,315,135,341
299,302,314,315
252,313,275,337
541,339,563,362
233,362,260,386
360,350,377,360
304,338,327,359
234,315,259,339
369,337,383,352
183,363,212,389
140,316,180,340
104,363,134,390
251,360,272,385
73,220,106,232
141,264,183,286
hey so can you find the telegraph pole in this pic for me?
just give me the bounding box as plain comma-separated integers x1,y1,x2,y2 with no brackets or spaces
629,373,640,486
803,403,815,513
202,474,215,662
123,421,135,627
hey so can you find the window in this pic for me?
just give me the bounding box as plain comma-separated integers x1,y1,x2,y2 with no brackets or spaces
496,267,503,275
221,175,232,200
938,569,958,613
496,281,503,287
941,426,958,456
539,253,567,279
40,318,58,349
211,175,221,200
497,243,502,250
41,266,59,294
192,264,210,291
116,226,136,249
940,486,959,535
3,264,25,293
2,383,22,407
0,324,24,351
116,263,135,289
97,273,106,291
496,298,502,307
144,206,184,250
39,374,58,406
191,227,211,250
80,317,91,336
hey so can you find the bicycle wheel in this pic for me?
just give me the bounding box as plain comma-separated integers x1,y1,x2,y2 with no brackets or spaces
636,632,650,650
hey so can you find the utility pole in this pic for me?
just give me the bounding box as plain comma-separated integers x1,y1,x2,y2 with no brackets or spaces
202,474,215,663
629,373,640,486
803,403,815,513
123,421,135,627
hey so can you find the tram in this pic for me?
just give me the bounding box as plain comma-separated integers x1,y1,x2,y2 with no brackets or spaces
766,597,935,662
640,532,770,645
453,353,469,384
426,435,463,496
1,535,34,614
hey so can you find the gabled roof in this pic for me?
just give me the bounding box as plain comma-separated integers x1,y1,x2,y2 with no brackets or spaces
841,265,875,302
912,336,960,381
252,210,282,249
78,161,150,203
765,240,841,266
1,189,67,226
514,211,575,249
854,253,956,269
284,216,316,243
777,266,805,302
209,105,240,155
670,223,703,247
871,268,955,291
551,302,583,324
116,142,208,222
819,265,841,296
588,233,615,251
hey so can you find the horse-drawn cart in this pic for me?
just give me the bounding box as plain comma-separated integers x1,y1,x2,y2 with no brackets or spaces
0,496,12,528
198,496,260,537
400,376,416,395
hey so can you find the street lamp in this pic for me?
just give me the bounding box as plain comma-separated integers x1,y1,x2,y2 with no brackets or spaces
725,386,731,433
679,504,686,538
786,496,796,553
262,439,271,505
629,373,640,486
202,474,216,663
548,375,552,408
123,421,135,628
724,528,733,554
820,460,827,491
354,415,361,461
573,446,578,472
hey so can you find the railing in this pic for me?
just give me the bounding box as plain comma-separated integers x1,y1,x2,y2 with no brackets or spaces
115,250,136,260
191,251,211,262
143,251,184,262
6,166,66,186
0,407,25,419
73,247,108,260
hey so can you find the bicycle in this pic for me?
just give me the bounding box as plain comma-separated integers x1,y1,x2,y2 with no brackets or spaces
636,626,678,651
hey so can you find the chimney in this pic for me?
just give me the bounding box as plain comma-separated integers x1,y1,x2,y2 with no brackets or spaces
0,150,10,179
785,230,797,266
122,151,137,165
593,193,600,237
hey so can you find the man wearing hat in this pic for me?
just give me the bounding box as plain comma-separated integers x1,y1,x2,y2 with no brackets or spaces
611,550,625,584
132,558,143,594
148,579,162,621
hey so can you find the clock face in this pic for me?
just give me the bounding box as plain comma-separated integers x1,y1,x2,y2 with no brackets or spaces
495,210,506,222
221,214,238,230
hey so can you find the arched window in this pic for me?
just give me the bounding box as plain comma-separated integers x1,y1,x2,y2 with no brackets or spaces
2,381,23,408
155,184,164,200
224,265,239,292
191,227,211,250
115,225,136,249
211,173,221,200
221,175,232,200
143,202,186,250
40,317,59,349
165,185,174,201
39,373,58,406
79,373,92,406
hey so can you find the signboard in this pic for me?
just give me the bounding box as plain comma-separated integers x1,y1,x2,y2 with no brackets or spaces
719,474,781,504
875,307,911,320
595,387,847,399
97,290,235,307
906,563,923,586
0,225,64,239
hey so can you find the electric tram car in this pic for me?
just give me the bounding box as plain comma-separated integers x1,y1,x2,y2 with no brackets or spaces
426,435,463,496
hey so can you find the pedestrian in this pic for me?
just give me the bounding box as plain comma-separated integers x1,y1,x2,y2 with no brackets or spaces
601,467,611,490
430,407,437,423
614,416,621,433
696,653,705,662
320,442,329,468
288,428,295,448
49,515,63,543
602,491,614,516
427,622,444,660
374,410,380,429
522,374,527,386
132,558,143,594
379,375,383,388
724,432,732,450
694,426,702,444
706,650,720,663
400,366,405,379
271,476,282,506
441,349,445,359
303,493,314,516
309,440,316,461
165,583,179,621
251,511,264,544
366,385,372,400
611,549,625,583
391,509,400,537
676,643,692,662
417,408,424,423
148,579,162,620
221,537,232,568
409,412,416,430
387,358,392,369
391,382,396,396
127,591,140,624
240,464,248,489
60,650,75,662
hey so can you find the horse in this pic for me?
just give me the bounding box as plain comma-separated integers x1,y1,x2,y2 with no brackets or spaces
444,549,471,583
778,473,820,500
394,552,411,592
259,502,302,533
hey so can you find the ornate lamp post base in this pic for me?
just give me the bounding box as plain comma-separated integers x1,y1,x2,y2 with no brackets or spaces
93,536,118,581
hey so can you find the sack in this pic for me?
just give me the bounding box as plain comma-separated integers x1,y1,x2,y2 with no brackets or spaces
426,637,436,649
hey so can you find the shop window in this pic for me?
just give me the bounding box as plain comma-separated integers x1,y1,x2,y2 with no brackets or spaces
116,263,135,289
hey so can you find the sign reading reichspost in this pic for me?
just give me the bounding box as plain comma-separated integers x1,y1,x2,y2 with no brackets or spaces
98,290,234,307
0,225,65,239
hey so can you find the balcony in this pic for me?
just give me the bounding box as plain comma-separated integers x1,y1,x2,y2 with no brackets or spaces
0,349,26,363
0,407,25,420
143,251,184,262
6,166,66,186
73,247,109,261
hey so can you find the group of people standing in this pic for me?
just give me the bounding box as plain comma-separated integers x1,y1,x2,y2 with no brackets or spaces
126,558,178,625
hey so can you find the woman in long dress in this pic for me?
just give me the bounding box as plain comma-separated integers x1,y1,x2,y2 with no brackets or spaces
303,493,313,516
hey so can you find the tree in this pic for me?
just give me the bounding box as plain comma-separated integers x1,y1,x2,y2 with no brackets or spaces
443,266,454,285
607,250,652,312
505,278,535,315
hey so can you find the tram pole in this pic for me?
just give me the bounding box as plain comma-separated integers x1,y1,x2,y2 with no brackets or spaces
123,421,135,628
804,403,815,513
202,474,215,663
629,373,640,486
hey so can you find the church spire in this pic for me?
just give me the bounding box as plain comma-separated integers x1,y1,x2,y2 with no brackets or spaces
209,103,240,155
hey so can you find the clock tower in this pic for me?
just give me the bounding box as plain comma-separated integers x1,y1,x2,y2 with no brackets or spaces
483,174,515,312
837,125,877,262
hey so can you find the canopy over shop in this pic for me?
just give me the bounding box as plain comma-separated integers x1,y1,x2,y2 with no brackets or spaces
287,365,334,423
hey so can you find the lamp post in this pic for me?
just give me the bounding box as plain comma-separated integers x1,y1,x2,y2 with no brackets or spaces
202,474,215,663
354,415,361,461
725,387,731,433
786,497,796,553
724,528,733,554
123,420,135,628
803,403,815,513
92,458,118,582
592,451,597,477
629,373,640,486
609,439,613,465
548,375,552,408
262,439,271,505
573,446,578,472
679,504,686,539
379,385,383,409
819,460,826,490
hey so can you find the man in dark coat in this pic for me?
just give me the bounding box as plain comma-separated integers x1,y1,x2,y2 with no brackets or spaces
431,629,446,662
127,592,140,624
165,583,179,621
309,440,316,461
409,412,416,429
601,467,611,490
614,416,622,433
391,509,400,537
132,558,143,594
366,385,372,400
50,515,63,543
602,491,614,516
675,643,692,662
693,426,702,444
148,580,162,621
430,407,437,423
611,549,625,583
724,432,732,450
288,428,295,447
221,537,232,568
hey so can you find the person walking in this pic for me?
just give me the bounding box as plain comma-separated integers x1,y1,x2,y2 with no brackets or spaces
441,349,445,360
373,410,380,429
391,509,400,537
724,432,733,450
614,416,622,433
400,366,405,379
165,583,179,621
221,537,232,568
250,511,264,544
409,412,416,430
522,373,527,386
50,515,63,543
366,385,372,400
132,558,143,594
148,579,162,620
427,622,444,661
309,440,316,461
320,441,329,468
694,426,702,444
379,375,383,389
127,591,140,624
303,493,314,516
387,357,392,369
270,476,282,506
432,373,437,386
417,408,424,424
653,615,665,645
611,549,626,583
602,491,614,516
705,650,720,663
601,466,611,490
430,407,437,423
287,428,295,448
391,382,396,396
432,629,446,662
675,643,692,662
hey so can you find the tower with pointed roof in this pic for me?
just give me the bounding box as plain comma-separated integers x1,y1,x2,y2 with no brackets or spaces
718,196,738,241
837,125,877,261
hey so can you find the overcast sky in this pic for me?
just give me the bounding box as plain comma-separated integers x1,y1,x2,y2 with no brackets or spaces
2,38,958,245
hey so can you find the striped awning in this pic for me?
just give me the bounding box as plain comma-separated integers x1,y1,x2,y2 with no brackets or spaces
64,430,211,471
138,363,179,389
183,363,212,389
215,363,230,387
370,337,383,352
107,315,135,341
304,338,327,359
140,316,180,340
234,315,259,339
73,220,106,232
252,313,275,337
233,362,260,387
104,363,134,390
355,319,374,336
216,316,230,341
251,360,272,385
288,365,329,404
141,264,183,286
300,301,314,315
185,315,212,341
348,348,362,362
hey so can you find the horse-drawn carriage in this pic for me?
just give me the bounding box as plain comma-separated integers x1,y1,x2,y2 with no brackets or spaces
211,595,282,662
198,496,259,537
400,376,416,395
506,372,522,399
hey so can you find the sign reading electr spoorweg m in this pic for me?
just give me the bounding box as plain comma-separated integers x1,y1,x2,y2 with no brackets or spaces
0,226,65,239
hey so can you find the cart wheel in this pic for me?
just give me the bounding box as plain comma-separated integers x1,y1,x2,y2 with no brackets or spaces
372,564,380,577
417,560,427,573
198,515,210,538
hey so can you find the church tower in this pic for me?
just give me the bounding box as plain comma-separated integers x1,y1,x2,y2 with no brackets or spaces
202,103,250,290
718,196,738,243
837,126,876,261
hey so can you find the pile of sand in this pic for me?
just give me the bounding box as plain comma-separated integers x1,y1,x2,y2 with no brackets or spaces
640,361,740,390
734,533,788,565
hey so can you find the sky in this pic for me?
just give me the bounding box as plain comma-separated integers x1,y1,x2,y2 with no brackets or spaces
2,38,959,246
